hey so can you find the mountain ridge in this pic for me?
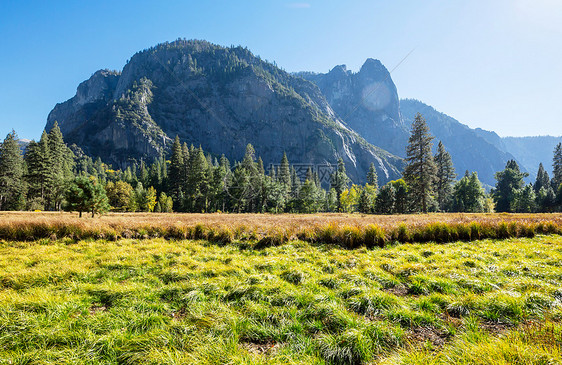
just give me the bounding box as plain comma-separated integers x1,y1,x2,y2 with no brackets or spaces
46,39,405,184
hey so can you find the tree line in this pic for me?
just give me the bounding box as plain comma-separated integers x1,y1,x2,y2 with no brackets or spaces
1,116,561,216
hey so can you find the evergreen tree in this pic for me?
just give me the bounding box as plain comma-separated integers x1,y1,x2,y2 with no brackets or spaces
298,178,322,213
434,141,456,211
375,183,396,214
512,184,536,213
536,186,557,213
451,172,486,213
358,184,377,214
47,122,74,210
553,143,562,190
65,176,109,217
534,163,550,193
24,131,52,208
330,158,350,211
391,179,409,214
403,113,437,213
0,130,26,210
185,147,209,212
168,136,184,206
366,163,378,190
492,160,528,212
279,152,291,189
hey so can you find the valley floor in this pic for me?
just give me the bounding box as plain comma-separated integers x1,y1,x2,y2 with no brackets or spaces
1,230,561,364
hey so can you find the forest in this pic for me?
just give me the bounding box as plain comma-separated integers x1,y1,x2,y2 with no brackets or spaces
0,114,561,217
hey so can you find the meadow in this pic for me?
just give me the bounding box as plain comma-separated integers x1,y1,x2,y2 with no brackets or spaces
1,213,562,364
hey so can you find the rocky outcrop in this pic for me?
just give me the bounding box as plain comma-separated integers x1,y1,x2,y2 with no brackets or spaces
46,40,404,183
298,59,409,157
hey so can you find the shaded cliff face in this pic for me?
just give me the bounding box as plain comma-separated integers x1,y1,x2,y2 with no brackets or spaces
298,60,409,157
46,40,404,183
400,99,519,186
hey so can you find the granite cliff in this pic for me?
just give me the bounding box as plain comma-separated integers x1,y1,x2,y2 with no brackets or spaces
47,40,404,183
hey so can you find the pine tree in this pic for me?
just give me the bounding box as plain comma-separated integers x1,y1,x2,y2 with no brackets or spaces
553,143,562,190
452,172,486,213
534,163,550,193
168,136,184,206
512,184,536,213
186,147,209,212
65,176,109,217
0,130,26,210
492,160,528,212
47,122,74,210
181,143,190,194
403,113,437,213
375,183,396,214
366,163,378,190
358,184,377,214
434,141,456,211
24,131,52,208
330,158,350,211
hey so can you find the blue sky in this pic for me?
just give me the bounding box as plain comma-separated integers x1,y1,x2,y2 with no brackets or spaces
1,0,561,140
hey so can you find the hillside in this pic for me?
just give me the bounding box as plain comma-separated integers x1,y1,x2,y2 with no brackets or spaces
298,66,520,186
46,40,404,184
400,99,519,186
501,136,562,178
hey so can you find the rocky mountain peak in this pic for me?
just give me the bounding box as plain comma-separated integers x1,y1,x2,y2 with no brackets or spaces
358,58,388,80
45,40,405,183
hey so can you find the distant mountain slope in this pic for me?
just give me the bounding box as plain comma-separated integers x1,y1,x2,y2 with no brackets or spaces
297,60,409,158
47,40,405,183
297,64,520,186
500,136,562,178
400,99,519,185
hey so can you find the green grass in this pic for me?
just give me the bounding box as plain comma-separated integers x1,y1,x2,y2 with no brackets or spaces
1,235,562,364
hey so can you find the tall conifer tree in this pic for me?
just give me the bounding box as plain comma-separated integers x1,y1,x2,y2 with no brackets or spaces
366,163,378,189
403,113,437,213
434,141,456,211
534,163,550,193
168,136,184,206
553,143,562,190
0,130,26,210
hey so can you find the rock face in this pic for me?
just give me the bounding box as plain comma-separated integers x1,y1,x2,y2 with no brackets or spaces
298,60,409,157
298,62,521,186
46,40,404,183
400,99,519,186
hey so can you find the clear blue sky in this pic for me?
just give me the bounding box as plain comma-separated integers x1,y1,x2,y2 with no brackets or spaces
1,0,561,140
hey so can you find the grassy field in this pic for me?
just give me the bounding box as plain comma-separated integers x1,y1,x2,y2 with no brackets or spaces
1,214,562,364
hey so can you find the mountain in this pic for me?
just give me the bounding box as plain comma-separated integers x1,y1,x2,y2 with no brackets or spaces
297,60,519,186
47,40,405,184
297,60,408,157
500,136,561,179
17,139,30,153
472,129,561,179
399,99,519,186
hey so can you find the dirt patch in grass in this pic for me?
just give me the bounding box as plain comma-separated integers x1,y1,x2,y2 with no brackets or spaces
480,321,516,334
385,284,408,297
240,341,280,356
407,326,448,348
88,305,107,315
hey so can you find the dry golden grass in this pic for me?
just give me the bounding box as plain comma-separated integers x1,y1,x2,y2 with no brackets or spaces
1,212,562,247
